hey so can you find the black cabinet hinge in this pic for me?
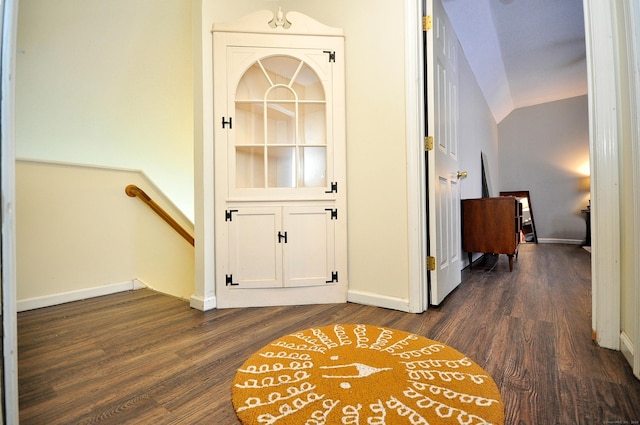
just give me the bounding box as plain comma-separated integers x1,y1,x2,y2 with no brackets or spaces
222,116,233,129
277,231,288,244
226,274,239,286
325,271,339,283
323,50,336,63
325,181,338,193
325,208,338,220
225,209,238,221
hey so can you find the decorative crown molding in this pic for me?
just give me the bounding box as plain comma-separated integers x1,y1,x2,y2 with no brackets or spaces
212,7,343,36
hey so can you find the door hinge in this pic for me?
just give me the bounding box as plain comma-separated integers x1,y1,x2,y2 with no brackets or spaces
325,208,338,220
225,209,238,221
222,116,233,129
325,181,338,194
226,274,239,286
325,271,339,283
423,16,432,32
424,136,434,151
323,50,336,63
427,256,436,271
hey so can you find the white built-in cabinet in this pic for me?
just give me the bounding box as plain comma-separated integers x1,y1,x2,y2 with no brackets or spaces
213,9,347,308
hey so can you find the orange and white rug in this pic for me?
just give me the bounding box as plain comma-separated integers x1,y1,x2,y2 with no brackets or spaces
232,324,504,424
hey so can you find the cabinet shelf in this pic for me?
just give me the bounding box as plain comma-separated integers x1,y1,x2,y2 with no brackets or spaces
235,99,327,104
234,143,327,147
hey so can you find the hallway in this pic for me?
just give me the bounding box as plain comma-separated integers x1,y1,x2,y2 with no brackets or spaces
17,244,640,424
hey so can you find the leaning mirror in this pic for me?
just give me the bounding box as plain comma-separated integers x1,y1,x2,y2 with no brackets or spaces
499,190,538,243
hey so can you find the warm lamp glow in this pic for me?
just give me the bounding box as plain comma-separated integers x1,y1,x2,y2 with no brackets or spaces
578,161,590,176
578,175,591,192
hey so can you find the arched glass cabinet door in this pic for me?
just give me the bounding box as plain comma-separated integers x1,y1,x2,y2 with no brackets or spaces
231,52,331,196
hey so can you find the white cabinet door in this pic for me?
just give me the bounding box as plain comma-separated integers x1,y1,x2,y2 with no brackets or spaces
283,206,336,288
219,205,343,308
227,207,282,289
226,206,336,289
224,45,339,201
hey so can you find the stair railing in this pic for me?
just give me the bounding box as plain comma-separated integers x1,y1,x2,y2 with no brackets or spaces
125,184,194,246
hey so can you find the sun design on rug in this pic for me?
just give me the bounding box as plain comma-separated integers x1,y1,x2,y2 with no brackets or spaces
232,324,504,425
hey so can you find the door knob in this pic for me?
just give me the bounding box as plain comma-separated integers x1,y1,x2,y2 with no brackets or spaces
457,171,468,179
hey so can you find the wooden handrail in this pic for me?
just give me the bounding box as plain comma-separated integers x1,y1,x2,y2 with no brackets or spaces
125,184,194,246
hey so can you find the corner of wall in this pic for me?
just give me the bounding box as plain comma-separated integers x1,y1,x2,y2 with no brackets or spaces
190,293,216,311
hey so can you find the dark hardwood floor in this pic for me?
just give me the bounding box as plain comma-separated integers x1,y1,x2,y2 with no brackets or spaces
18,244,640,424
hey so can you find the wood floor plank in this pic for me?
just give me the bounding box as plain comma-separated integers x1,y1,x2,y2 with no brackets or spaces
17,244,640,424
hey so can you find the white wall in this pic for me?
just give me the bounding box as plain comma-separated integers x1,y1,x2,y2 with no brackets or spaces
16,160,194,310
15,0,195,220
458,45,500,200
498,96,590,243
456,40,500,267
195,0,412,305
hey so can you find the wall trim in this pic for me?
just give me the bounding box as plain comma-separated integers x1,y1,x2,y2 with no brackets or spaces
621,330,634,367
537,238,583,245
17,279,146,312
190,294,217,311
16,158,194,227
347,289,411,313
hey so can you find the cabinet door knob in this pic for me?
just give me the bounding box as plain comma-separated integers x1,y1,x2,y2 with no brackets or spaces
457,171,468,179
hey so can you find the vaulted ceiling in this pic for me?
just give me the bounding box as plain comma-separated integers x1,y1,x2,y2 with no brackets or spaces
442,0,587,123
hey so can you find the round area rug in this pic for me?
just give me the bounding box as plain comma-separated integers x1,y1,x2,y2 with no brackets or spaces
232,324,504,425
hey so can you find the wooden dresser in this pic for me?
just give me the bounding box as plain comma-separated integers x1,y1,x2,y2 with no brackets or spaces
461,197,521,271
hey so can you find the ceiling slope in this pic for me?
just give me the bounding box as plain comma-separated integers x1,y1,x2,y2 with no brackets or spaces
442,0,587,123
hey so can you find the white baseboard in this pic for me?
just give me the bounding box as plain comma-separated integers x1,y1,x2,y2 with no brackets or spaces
347,289,411,313
17,279,147,312
190,294,217,311
537,238,583,244
620,330,635,367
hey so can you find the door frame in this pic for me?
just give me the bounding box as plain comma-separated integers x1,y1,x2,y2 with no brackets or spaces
405,0,428,313
619,0,640,378
582,0,622,352
1,0,20,422
629,0,640,380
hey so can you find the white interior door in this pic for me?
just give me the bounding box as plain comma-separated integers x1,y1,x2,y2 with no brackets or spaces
426,0,462,305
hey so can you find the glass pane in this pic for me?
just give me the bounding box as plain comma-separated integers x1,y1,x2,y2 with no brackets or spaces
293,63,325,101
266,102,295,145
298,147,327,187
233,54,329,192
261,56,301,86
235,102,264,145
236,63,271,100
267,85,296,101
236,147,265,188
298,103,326,145
267,147,296,188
